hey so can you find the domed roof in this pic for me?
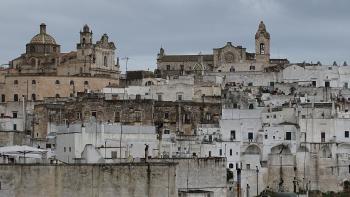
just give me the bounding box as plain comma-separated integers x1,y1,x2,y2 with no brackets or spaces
29,23,57,45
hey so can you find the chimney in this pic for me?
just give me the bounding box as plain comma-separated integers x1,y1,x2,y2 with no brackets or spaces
40,23,46,34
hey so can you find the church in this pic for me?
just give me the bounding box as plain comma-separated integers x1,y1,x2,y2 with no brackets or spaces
156,21,289,78
0,23,120,102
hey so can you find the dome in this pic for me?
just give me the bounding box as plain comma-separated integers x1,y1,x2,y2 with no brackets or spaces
29,23,57,45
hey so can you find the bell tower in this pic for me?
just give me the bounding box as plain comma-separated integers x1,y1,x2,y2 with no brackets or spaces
77,24,93,60
255,21,270,63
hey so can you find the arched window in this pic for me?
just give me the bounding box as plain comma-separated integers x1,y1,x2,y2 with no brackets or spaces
249,104,254,109
84,81,89,85
32,80,36,84
82,38,86,44
230,67,235,72
260,43,265,54
14,80,18,85
55,80,60,85
145,81,154,86
229,163,234,169
32,94,36,101
14,94,18,102
104,56,107,67
70,80,74,85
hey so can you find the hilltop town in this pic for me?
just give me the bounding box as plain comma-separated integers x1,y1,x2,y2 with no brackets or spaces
0,22,349,197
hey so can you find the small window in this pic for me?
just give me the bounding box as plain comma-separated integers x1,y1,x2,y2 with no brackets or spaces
114,112,120,122
321,132,326,142
91,111,97,118
248,132,253,140
55,80,60,85
157,94,162,101
164,112,169,119
260,43,265,54
1,94,5,102
345,131,349,138
32,80,36,84
135,111,142,122
12,112,17,118
230,130,236,140
69,147,72,152
76,112,81,120
166,65,170,70
229,163,234,169
230,67,235,72
265,134,268,139
13,124,17,131
14,80,18,85
70,80,74,85
249,65,255,71
84,81,89,85
55,94,60,98
164,129,170,134
248,82,253,86
286,132,292,140
32,94,36,101
249,104,254,109
14,94,18,102
64,147,66,152
104,56,108,67
177,95,183,101
229,149,233,156
219,149,222,156
246,164,251,170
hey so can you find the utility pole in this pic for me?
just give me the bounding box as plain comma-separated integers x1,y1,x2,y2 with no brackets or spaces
256,166,259,196
120,57,129,162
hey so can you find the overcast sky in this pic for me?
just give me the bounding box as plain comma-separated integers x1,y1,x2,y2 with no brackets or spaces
1,0,349,71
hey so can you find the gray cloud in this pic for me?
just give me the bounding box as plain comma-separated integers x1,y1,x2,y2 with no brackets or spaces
0,0,349,71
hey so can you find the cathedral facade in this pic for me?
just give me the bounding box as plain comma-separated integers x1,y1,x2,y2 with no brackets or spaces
0,23,120,102
156,21,289,78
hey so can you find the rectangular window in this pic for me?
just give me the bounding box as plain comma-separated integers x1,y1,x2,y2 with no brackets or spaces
12,112,18,118
270,82,274,87
91,111,97,118
265,134,268,139
135,111,142,122
1,94,5,102
248,132,253,140
325,81,330,88
321,132,326,142
114,112,120,122
312,81,316,87
166,65,170,70
135,94,141,100
177,95,183,101
345,131,349,138
164,112,169,119
157,94,162,101
248,82,253,86
286,132,292,140
208,151,211,157
229,149,232,156
219,149,222,156
230,130,236,140
164,129,170,134
76,112,81,120
13,124,17,131
246,164,250,170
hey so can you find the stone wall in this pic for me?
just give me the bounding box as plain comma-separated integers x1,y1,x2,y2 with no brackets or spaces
150,157,227,197
0,163,177,197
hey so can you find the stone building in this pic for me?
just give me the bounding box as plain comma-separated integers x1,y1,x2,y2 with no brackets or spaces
156,21,289,78
0,23,119,102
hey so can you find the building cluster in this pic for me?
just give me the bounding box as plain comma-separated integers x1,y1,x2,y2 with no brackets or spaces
0,21,349,197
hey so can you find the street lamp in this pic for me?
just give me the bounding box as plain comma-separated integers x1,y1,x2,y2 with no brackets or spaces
256,166,259,196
